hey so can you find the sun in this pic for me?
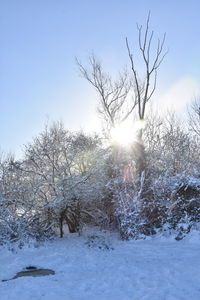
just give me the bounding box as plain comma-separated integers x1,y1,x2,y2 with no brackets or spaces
110,120,145,146
110,123,133,146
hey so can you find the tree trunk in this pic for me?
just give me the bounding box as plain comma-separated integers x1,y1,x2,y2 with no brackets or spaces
59,215,64,238
133,130,146,177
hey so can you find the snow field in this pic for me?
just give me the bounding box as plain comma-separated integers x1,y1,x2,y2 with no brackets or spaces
1,231,200,300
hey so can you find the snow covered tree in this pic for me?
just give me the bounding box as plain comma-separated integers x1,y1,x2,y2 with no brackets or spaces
22,122,105,236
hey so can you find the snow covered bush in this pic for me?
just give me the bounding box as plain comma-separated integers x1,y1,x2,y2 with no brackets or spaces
116,175,167,240
85,234,114,250
0,200,54,247
153,173,200,239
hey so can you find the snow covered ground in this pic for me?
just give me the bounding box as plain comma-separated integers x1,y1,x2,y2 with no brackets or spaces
1,230,200,300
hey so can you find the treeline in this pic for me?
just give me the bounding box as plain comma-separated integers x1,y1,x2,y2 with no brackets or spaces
0,108,200,246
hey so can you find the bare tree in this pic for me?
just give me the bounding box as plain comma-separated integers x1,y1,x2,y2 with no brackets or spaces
125,12,167,176
77,13,167,177
126,12,167,123
76,55,136,134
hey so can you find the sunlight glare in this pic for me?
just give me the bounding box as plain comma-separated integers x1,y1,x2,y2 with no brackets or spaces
110,119,145,146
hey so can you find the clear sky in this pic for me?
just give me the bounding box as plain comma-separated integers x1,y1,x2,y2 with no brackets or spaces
1,0,200,157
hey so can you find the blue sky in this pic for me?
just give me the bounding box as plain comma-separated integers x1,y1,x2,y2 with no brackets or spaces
1,0,200,157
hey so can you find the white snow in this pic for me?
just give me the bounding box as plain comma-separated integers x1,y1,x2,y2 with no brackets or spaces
1,230,200,300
